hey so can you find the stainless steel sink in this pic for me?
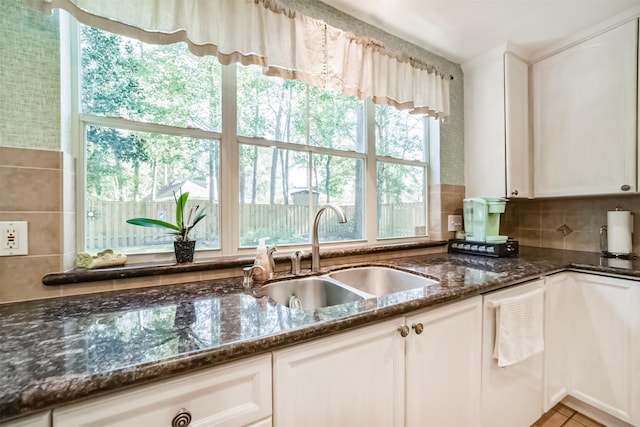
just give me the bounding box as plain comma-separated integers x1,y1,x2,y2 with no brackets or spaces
328,266,438,296
263,277,364,310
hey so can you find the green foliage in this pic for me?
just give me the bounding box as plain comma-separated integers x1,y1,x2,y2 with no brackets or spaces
81,24,221,204
81,25,428,248
126,191,207,241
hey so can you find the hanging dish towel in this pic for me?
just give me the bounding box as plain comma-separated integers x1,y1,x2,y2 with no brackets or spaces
492,287,544,368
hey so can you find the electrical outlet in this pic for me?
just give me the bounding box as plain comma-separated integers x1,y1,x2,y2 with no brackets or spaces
447,215,462,232
1,221,28,256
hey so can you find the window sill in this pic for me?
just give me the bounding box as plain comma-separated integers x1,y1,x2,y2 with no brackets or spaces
42,240,448,286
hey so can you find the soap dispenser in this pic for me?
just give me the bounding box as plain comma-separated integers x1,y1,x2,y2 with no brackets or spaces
253,238,271,281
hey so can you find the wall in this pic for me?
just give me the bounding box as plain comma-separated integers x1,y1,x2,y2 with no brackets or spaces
1,1,60,150
0,147,68,300
0,1,465,303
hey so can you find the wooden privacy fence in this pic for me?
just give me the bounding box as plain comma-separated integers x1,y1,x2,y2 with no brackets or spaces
85,201,424,251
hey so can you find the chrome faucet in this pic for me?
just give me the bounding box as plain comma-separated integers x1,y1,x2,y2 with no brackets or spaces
311,203,347,272
291,250,304,275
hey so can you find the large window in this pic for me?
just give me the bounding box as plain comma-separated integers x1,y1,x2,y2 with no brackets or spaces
77,24,434,258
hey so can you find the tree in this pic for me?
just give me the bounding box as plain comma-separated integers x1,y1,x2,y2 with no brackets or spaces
81,25,222,203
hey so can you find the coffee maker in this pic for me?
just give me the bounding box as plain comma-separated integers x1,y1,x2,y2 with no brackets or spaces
463,197,507,243
448,197,518,257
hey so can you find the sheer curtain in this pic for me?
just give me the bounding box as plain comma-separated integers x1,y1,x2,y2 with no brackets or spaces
33,0,450,117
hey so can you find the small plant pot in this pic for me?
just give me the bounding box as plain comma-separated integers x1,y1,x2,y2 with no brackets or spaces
174,240,196,263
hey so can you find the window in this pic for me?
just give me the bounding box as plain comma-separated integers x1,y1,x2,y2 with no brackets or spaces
375,105,429,238
80,25,222,255
77,23,434,258
237,65,364,247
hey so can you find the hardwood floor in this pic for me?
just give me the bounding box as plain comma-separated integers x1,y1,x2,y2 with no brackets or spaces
532,403,605,427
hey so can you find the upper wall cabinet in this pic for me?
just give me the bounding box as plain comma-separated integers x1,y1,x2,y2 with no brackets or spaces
532,19,638,197
464,49,530,199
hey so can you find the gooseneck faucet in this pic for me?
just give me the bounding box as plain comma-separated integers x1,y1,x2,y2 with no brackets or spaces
311,203,347,272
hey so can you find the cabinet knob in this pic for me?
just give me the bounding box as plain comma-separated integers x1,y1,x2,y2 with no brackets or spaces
621,184,631,191
511,189,519,196
397,325,410,337
411,323,424,335
172,409,192,427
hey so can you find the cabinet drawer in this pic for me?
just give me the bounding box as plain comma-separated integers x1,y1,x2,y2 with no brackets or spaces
53,354,271,427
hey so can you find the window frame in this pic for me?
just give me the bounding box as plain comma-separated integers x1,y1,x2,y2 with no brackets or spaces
68,17,432,264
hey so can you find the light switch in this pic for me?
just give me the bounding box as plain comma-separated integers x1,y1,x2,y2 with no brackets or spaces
0,221,28,256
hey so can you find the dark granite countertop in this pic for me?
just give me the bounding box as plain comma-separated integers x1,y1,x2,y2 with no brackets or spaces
2,246,640,423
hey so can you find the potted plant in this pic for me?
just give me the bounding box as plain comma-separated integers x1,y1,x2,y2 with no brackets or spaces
126,190,206,263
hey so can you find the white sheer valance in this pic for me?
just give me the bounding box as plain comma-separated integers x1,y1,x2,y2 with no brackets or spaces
32,0,450,117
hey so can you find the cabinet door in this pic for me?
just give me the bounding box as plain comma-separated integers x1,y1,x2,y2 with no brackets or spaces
504,52,530,199
53,354,272,427
569,273,640,424
273,318,405,427
405,296,482,427
533,19,638,197
463,49,507,198
543,273,572,411
2,412,50,427
482,280,545,427
463,49,530,199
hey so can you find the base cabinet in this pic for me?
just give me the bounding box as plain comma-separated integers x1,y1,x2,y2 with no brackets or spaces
543,274,572,411
273,318,405,427
405,297,482,427
273,297,482,427
569,273,639,425
544,273,640,426
52,354,272,427
482,279,545,427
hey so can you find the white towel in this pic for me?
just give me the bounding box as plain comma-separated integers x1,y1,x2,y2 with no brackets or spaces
492,287,544,368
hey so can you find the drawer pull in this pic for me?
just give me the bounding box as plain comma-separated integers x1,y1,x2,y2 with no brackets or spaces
412,323,424,335
398,325,410,337
172,409,192,427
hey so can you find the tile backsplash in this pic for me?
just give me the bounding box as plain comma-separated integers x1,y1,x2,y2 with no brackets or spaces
502,196,640,254
0,147,64,302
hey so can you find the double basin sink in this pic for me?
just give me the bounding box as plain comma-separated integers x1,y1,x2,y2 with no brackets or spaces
261,266,439,310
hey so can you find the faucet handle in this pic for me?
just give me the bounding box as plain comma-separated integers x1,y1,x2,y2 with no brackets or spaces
242,264,266,290
267,245,277,277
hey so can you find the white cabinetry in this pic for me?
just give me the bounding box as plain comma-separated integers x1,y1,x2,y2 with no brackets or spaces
463,48,530,198
482,279,545,427
543,273,572,411
544,272,640,426
532,19,638,197
569,273,640,425
2,412,50,427
405,297,482,427
273,297,482,427
273,318,405,427
53,354,272,427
